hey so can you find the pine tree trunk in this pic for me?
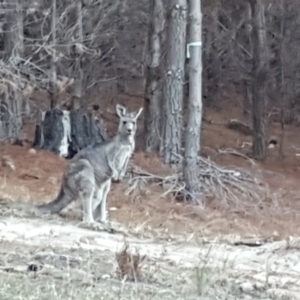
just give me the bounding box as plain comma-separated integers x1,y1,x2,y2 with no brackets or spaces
144,0,165,152
206,5,221,109
250,0,268,159
183,0,203,204
50,0,58,109
70,0,84,110
2,0,24,143
161,0,187,165
116,0,128,94
243,3,253,116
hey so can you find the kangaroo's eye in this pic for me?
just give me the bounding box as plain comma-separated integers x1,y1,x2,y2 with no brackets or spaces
123,121,127,125
132,122,136,126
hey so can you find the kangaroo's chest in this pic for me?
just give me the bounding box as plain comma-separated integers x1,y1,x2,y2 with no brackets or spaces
114,144,133,170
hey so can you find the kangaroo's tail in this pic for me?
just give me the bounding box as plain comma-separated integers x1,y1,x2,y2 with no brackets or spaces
36,187,74,215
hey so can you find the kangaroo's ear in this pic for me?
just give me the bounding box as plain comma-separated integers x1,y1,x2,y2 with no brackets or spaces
134,107,143,120
116,104,127,117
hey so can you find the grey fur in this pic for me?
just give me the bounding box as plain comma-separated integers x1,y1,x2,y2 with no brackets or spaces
36,104,143,223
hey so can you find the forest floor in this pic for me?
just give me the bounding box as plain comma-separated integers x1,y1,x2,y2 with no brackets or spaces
0,91,300,299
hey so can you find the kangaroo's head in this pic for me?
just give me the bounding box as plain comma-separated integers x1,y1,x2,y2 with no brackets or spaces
116,104,143,137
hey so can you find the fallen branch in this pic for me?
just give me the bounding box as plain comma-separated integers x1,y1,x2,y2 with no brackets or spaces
127,155,270,214
215,148,256,166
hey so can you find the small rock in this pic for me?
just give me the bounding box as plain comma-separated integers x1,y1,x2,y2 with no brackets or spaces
70,269,88,281
29,148,37,154
27,262,43,272
240,282,254,293
2,155,15,170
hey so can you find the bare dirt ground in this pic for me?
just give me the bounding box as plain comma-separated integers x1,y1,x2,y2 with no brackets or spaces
0,90,300,299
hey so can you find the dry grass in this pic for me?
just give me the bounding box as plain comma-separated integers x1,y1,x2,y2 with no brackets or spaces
115,239,146,282
0,236,294,300
0,238,238,300
0,274,163,300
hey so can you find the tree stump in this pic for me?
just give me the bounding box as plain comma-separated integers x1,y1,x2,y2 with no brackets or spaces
33,108,108,158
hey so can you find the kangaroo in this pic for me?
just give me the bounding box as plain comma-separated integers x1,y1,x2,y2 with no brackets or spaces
36,104,143,224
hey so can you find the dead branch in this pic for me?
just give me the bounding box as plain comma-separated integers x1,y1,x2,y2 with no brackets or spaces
127,155,270,214
215,148,256,166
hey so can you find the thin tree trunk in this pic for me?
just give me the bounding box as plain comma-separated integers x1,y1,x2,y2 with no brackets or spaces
242,79,251,115
207,6,220,109
250,0,268,159
116,0,128,93
278,0,286,158
3,0,24,143
242,3,253,116
144,0,165,152
184,0,202,203
50,0,58,109
71,0,84,110
161,0,187,165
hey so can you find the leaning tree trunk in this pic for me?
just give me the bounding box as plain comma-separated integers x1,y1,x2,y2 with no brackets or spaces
2,0,24,143
144,0,165,152
183,0,203,204
250,0,268,159
161,0,187,165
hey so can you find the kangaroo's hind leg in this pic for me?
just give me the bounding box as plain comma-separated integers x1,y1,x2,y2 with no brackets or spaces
79,185,95,223
93,179,111,223
92,187,103,221
75,159,96,223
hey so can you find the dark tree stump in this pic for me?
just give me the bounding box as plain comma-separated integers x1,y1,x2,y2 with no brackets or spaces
68,108,109,157
33,108,108,158
32,109,65,155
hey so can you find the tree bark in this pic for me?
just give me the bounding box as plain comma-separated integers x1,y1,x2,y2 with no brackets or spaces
206,5,221,109
2,0,24,143
250,0,268,159
70,0,84,110
161,0,187,165
183,0,202,204
33,108,108,158
242,2,253,116
116,0,128,94
50,0,58,109
33,109,67,156
243,79,252,115
144,0,165,152
278,0,286,158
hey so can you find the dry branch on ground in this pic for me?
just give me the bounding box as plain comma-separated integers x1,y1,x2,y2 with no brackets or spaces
127,156,270,213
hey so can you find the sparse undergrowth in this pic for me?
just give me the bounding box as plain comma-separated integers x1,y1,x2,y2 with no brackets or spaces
0,217,299,300
0,245,232,300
